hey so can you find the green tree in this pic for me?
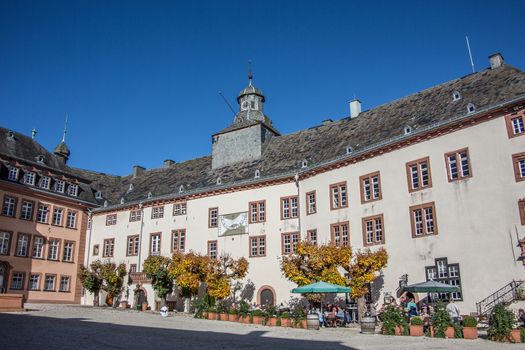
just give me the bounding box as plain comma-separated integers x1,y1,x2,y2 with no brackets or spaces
100,261,127,308
79,260,104,306
143,255,174,307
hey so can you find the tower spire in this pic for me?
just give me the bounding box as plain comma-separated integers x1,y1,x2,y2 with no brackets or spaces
248,60,253,87
62,114,68,142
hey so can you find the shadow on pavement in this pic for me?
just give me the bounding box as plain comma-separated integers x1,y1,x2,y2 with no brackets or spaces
0,313,358,350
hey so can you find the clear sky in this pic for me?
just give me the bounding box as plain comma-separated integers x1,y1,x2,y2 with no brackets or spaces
1,0,524,175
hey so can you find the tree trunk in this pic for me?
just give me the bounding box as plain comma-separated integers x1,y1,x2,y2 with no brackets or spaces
160,296,167,308
357,296,366,324
93,292,100,307
112,296,119,308
184,297,190,313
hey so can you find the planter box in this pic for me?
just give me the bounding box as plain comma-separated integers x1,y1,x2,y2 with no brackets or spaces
208,312,217,320
252,315,263,325
267,317,278,327
219,313,228,321
445,326,455,339
0,294,24,311
228,314,238,322
510,329,521,343
281,318,291,327
409,325,423,336
395,326,405,336
240,315,250,324
294,320,307,329
119,301,129,309
462,326,478,340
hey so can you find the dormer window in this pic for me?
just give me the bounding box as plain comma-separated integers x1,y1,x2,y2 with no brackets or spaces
147,192,153,199
95,191,103,199
128,183,133,191
40,176,51,190
7,131,15,141
55,180,65,193
68,184,78,197
467,103,476,114
7,167,19,181
241,101,250,111
35,155,45,163
254,169,261,179
404,126,413,135
346,145,353,155
24,171,36,186
120,197,125,204
452,91,461,101
104,200,108,207
216,177,222,185
301,160,308,168
179,185,184,193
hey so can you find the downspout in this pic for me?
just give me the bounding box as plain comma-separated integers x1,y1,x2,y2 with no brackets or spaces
137,202,145,271
294,173,301,236
84,210,93,305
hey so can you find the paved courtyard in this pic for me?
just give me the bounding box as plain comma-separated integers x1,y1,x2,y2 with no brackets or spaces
0,304,523,349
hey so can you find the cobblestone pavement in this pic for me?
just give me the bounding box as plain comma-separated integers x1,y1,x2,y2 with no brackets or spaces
0,304,523,350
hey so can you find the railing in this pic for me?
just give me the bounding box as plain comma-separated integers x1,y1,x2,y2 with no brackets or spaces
476,280,524,319
129,272,151,283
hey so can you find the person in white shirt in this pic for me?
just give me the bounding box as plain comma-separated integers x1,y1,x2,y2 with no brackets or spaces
446,299,460,323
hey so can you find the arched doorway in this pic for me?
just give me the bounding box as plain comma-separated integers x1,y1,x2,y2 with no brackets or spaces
257,285,276,306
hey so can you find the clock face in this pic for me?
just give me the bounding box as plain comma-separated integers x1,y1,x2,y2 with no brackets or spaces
241,101,250,110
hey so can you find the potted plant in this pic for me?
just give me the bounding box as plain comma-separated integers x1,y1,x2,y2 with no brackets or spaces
228,308,239,322
263,304,278,326
381,305,407,336
409,316,424,336
252,309,264,325
487,303,516,342
120,287,130,309
432,302,453,338
217,302,229,321
208,307,217,320
281,312,292,327
462,316,478,339
238,301,250,323
291,304,307,329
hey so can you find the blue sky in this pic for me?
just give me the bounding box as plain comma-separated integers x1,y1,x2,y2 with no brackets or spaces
1,0,524,175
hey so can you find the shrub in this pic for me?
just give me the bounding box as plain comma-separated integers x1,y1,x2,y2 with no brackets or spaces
276,318,281,326
521,328,525,343
290,303,306,326
432,302,452,338
410,316,424,326
216,301,229,314
262,303,277,324
462,316,478,328
487,303,516,342
228,308,238,315
238,300,250,317
453,323,463,339
193,297,209,319
281,311,291,319
208,307,217,313
382,305,407,335
252,309,263,317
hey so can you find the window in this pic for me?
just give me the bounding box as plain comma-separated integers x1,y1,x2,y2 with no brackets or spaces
40,176,51,190
360,171,382,203
103,238,114,257
281,232,300,255
44,274,56,291
32,236,45,258
406,157,432,192
28,274,40,290
249,236,266,257
362,214,385,246
106,214,117,226
173,202,187,215
308,229,317,245
410,202,438,238
0,231,11,255
330,182,348,209
95,191,103,199
208,207,218,227
10,272,24,290
127,235,140,256
15,233,30,257
512,152,525,182
37,203,49,223
452,91,461,101
65,211,77,228
130,264,137,273
8,167,19,181
207,240,217,259
67,184,78,197
63,241,74,262
20,200,34,220
249,201,266,223
151,206,164,219
306,191,316,215
59,276,70,292
55,180,65,193
2,195,17,217
92,244,99,256
467,103,475,113
425,258,462,301
445,148,471,181
281,196,298,219
330,222,349,247
52,207,63,226
48,239,60,260
506,112,525,138
171,229,185,252
150,233,161,255
129,209,141,222
24,171,35,185
519,199,525,226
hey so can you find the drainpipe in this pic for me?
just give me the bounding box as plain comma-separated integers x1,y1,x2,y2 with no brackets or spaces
84,210,93,305
137,202,145,271
294,173,301,236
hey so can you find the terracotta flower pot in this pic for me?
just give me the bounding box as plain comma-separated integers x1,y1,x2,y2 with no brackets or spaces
241,315,250,324
395,325,405,336
429,325,435,337
267,317,278,327
141,302,148,311
120,301,128,309
252,315,263,325
462,326,478,339
409,325,423,336
294,320,307,329
228,314,238,322
208,312,217,320
219,313,228,321
510,329,521,343
281,318,291,327
445,326,455,338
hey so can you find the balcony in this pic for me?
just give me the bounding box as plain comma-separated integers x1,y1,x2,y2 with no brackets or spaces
129,272,151,284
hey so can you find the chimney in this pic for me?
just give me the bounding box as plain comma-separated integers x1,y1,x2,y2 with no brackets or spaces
489,53,504,70
322,119,333,126
350,99,361,118
163,159,175,168
133,165,145,178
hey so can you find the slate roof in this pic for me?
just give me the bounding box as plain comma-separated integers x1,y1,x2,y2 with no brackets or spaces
77,63,525,210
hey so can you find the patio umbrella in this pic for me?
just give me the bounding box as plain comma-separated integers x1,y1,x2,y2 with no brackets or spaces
291,281,351,294
402,280,460,293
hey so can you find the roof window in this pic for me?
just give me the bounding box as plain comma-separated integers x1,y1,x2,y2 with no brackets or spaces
95,191,103,199
452,91,462,101
216,177,222,185
301,159,308,168
467,103,476,114
179,185,184,193
254,169,260,179
147,192,153,199
346,145,353,155
404,126,413,135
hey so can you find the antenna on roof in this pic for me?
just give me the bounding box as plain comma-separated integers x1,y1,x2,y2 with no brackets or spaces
62,114,68,142
465,36,475,73
248,60,253,86
218,90,236,117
